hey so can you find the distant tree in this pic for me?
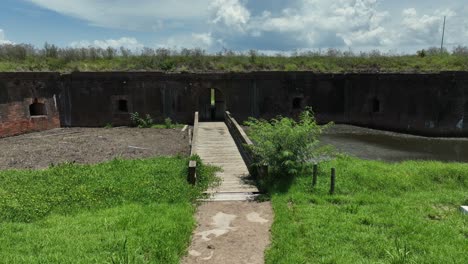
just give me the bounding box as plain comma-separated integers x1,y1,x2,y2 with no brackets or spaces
417,49,426,58
120,47,131,57
105,47,117,59
44,42,58,58
452,45,468,56
426,46,448,56
248,49,258,63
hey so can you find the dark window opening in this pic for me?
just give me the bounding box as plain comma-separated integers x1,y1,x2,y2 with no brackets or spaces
117,99,128,112
464,101,468,118
292,97,302,110
30,99,47,116
372,97,381,113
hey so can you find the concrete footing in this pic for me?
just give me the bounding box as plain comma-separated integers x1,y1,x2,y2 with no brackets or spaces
460,206,468,214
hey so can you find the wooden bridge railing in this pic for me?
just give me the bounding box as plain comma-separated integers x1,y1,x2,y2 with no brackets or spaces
224,111,268,179
188,112,199,185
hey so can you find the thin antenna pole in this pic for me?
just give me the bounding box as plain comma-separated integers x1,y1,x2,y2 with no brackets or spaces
441,16,446,53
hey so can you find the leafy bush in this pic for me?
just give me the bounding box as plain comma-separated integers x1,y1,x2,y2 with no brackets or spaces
164,117,173,128
130,112,153,128
245,108,333,178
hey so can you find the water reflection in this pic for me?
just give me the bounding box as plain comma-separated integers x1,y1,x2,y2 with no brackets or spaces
321,125,468,162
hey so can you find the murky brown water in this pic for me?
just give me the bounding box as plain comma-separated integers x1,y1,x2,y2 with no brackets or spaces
321,125,468,163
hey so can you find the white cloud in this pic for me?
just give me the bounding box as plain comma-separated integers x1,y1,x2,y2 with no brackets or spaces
26,0,211,30
0,29,13,45
70,37,144,50
23,0,468,52
206,0,392,49
192,33,214,47
210,0,251,32
396,8,452,45
208,0,468,51
160,32,216,50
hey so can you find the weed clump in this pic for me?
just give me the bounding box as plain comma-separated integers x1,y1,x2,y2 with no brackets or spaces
130,112,153,128
245,108,334,182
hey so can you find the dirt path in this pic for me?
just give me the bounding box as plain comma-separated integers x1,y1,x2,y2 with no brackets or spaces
183,201,273,264
0,127,189,170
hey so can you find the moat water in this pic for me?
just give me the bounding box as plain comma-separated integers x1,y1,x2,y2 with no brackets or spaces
321,125,468,163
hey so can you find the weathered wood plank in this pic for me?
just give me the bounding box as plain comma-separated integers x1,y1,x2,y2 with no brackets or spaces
195,122,259,195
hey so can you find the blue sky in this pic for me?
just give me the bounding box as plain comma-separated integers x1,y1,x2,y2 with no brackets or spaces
0,0,467,53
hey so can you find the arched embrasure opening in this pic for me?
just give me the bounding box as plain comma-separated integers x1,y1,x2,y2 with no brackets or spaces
198,88,225,121
29,98,47,116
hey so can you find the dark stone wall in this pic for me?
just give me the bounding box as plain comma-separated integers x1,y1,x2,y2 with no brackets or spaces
0,73,61,137
1,71,468,137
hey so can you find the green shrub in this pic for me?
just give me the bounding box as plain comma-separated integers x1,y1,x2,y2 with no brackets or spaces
245,108,333,178
284,63,299,71
130,112,153,128
164,117,173,128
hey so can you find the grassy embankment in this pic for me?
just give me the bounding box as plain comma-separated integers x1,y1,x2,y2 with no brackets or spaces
265,156,468,263
0,157,217,263
1,52,468,73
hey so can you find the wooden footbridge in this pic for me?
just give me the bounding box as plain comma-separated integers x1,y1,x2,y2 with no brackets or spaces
189,112,260,201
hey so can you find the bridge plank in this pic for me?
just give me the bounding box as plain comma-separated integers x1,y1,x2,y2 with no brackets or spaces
196,122,259,195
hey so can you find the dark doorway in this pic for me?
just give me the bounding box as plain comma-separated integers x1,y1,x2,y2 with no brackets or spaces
117,99,128,112
199,88,225,121
372,97,381,113
465,101,468,119
29,98,46,116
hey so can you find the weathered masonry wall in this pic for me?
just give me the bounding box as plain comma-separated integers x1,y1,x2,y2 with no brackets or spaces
0,73,61,137
1,71,468,137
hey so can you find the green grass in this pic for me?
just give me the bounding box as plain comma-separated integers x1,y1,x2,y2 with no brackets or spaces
1,53,468,73
0,157,218,263
265,156,468,264
151,124,186,129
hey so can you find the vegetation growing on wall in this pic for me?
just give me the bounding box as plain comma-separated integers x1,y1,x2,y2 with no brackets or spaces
1,43,468,72
130,113,184,129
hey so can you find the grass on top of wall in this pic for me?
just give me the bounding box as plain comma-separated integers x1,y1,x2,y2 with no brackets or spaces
265,156,468,264
0,157,218,263
1,48,468,73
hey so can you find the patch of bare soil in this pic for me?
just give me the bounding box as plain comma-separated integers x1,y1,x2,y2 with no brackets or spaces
0,127,189,170
183,201,273,264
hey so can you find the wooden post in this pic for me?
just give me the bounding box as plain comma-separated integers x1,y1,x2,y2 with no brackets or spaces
312,164,318,187
188,128,192,148
330,168,336,195
188,160,197,185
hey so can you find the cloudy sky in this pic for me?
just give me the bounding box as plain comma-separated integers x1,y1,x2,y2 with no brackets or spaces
0,0,467,53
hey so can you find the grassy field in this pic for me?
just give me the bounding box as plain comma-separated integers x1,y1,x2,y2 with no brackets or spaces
0,157,217,263
265,156,468,264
